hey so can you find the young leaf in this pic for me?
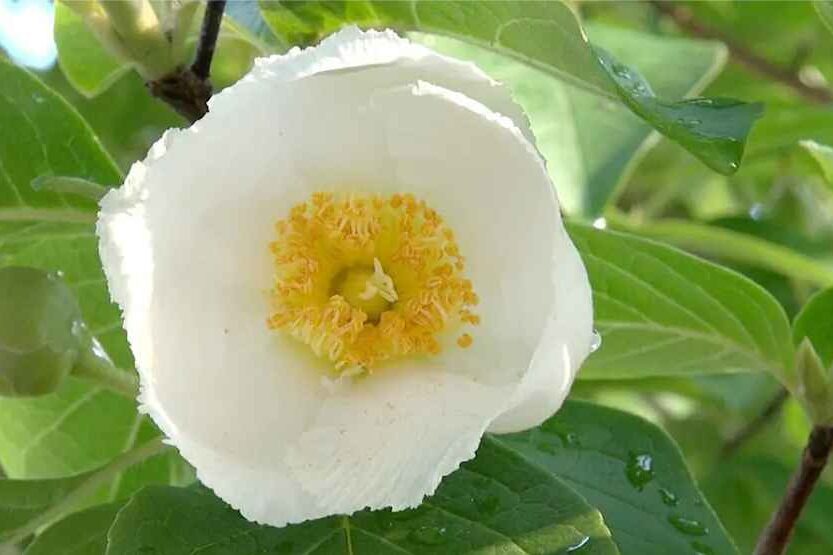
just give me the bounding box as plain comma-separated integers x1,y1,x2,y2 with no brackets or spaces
259,0,762,177
23,502,124,555
53,2,132,98
794,288,833,368
106,438,620,555
418,25,728,216
568,225,794,379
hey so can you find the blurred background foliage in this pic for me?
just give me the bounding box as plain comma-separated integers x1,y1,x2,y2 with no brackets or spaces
1,1,832,553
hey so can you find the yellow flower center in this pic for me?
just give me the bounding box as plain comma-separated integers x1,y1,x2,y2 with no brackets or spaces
267,192,479,375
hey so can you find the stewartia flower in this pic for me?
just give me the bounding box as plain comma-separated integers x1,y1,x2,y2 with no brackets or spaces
97,26,594,526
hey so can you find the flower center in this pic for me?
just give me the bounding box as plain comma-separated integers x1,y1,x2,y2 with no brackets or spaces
267,192,479,375
332,258,398,322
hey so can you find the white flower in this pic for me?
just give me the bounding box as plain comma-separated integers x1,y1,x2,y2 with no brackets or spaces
97,26,594,527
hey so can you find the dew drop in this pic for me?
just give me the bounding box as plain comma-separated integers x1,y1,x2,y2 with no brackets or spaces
678,117,702,128
669,515,709,536
32,93,44,104
565,432,581,447
408,525,449,546
659,488,678,507
590,330,602,353
611,63,631,79
691,541,715,555
566,536,590,552
626,452,654,491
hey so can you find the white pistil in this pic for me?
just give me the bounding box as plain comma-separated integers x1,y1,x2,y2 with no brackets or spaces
359,258,399,303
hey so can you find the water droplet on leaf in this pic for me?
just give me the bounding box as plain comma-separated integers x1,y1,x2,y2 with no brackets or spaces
669,515,709,536
659,488,678,506
626,452,654,490
691,541,714,555
590,330,602,352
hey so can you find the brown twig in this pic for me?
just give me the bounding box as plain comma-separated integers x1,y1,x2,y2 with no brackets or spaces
649,0,833,104
753,426,833,555
721,388,789,458
191,0,227,80
147,0,227,123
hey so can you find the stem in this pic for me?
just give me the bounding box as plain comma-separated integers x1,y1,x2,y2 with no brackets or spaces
606,211,833,289
147,0,227,122
754,426,833,555
722,388,789,458
191,0,227,80
72,348,139,399
649,1,833,104
1,438,169,547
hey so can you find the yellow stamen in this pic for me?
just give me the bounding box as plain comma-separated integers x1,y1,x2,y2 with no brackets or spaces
267,192,480,374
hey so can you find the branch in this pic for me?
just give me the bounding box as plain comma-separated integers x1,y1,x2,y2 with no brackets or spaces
753,426,833,555
649,1,833,104
147,0,227,123
722,388,789,458
191,0,227,80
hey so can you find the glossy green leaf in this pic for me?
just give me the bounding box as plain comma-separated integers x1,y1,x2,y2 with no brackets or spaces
259,0,761,177
418,25,726,216
568,225,794,379
496,401,738,555
24,502,124,555
107,435,620,554
800,139,833,191
0,59,184,499
794,288,833,368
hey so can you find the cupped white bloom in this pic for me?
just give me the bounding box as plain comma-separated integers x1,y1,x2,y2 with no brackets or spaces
97,26,593,526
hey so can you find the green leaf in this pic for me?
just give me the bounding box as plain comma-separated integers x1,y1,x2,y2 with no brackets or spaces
814,0,833,34
606,214,833,290
496,401,738,555
800,139,833,191
0,59,184,499
0,438,166,546
53,2,131,98
568,225,794,379
259,0,761,177
0,471,91,538
54,3,266,97
107,431,620,554
418,26,726,216
794,288,833,368
24,502,124,555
